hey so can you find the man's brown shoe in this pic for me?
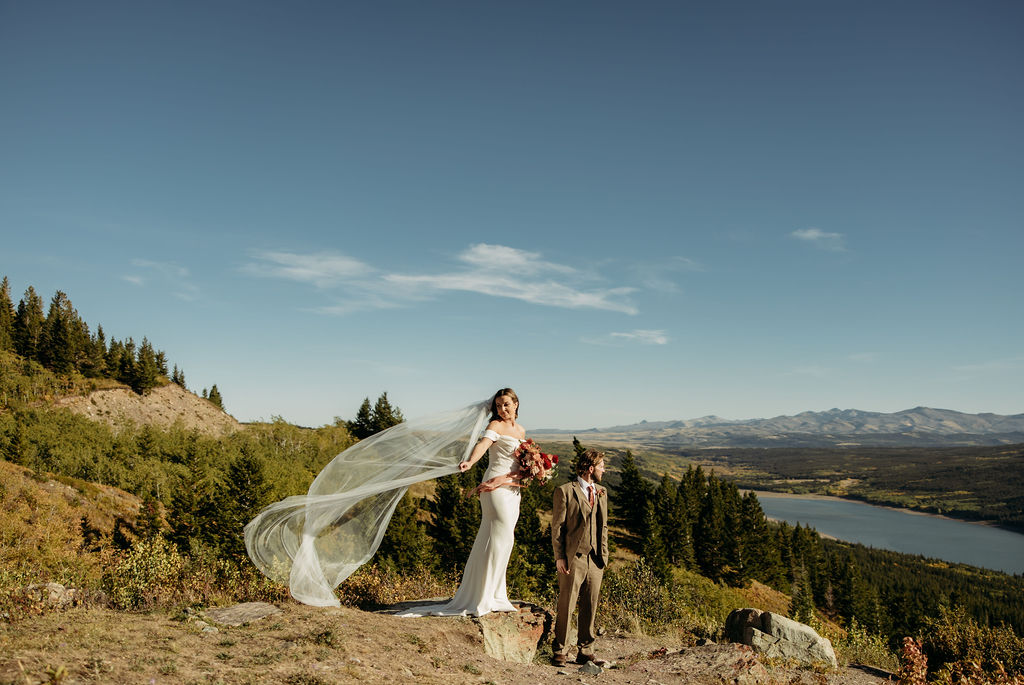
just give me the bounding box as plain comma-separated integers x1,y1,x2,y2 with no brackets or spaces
551,653,567,667
576,652,608,667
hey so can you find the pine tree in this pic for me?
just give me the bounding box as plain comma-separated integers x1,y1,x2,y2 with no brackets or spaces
167,435,222,554
740,491,783,586
720,481,748,586
615,449,651,538
220,450,273,556
370,392,404,433
508,484,557,598
652,474,686,566
694,474,726,581
0,277,14,351
13,286,45,361
427,465,482,572
118,338,137,386
155,350,168,377
80,324,107,377
671,484,697,570
207,384,224,410
171,364,186,388
131,338,160,394
789,562,816,624
105,338,124,379
376,491,432,571
640,497,672,584
350,398,374,439
40,291,80,374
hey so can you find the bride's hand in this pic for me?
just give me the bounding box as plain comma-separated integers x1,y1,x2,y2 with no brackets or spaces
458,460,472,472
472,475,508,494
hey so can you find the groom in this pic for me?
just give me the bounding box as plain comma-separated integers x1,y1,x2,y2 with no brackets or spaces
551,448,609,667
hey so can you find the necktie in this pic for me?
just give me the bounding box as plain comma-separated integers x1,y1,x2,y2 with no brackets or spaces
588,486,595,507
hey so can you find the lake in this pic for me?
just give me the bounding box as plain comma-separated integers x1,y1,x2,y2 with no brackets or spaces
752,491,1024,575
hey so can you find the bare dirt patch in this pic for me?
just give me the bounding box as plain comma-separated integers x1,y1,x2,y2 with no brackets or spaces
55,383,242,437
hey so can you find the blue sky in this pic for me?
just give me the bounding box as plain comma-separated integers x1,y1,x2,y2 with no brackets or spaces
2,1,1022,429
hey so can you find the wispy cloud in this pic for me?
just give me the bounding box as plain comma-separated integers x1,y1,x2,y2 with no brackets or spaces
241,250,372,288
848,352,876,363
637,255,706,293
127,259,200,301
243,243,638,315
582,329,669,346
791,228,846,252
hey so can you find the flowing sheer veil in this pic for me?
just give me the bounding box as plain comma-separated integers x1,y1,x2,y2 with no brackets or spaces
244,400,490,607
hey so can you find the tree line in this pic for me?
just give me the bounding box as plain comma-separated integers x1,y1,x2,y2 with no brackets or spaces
0,277,226,407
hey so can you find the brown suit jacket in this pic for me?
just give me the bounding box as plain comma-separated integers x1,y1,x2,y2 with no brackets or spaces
551,480,609,568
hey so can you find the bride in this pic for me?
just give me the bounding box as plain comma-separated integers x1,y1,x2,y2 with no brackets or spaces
401,387,525,617
244,387,526,610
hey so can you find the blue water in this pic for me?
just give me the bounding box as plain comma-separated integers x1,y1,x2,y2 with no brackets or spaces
753,492,1024,575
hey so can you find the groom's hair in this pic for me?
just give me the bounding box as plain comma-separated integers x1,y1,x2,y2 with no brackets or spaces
574,449,604,476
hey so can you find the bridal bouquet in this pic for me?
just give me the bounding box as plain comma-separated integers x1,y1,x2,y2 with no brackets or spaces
514,439,559,485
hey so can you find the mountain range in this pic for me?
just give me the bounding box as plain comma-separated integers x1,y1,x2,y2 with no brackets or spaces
534,407,1024,448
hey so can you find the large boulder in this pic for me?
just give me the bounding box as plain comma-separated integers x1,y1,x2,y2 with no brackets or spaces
478,603,551,664
725,608,837,669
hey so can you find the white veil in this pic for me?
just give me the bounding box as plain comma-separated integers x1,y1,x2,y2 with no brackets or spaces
244,400,490,607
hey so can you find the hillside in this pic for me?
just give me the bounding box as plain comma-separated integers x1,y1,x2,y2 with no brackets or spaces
0,453,888,685
54,382,242,437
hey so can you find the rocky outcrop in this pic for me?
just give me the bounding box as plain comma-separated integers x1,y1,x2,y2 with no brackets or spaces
725,608,838,669
17,582,81,609
478,603,551,664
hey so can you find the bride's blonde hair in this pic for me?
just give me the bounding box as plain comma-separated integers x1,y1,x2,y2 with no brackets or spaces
489,387,519,420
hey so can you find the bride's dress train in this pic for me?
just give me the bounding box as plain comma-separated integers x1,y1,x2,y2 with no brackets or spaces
399,430,521,617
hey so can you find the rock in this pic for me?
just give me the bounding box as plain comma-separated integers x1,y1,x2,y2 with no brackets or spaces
203,602,282,627
477,603,552,664
725,608,837,669
724,607,764,643
760,612,837,667
579,660,604,675
20,583,80,609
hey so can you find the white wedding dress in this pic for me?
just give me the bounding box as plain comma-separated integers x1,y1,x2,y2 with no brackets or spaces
400,429,522,617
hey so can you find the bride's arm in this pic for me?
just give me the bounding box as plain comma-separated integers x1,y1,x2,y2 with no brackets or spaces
458,427,498,473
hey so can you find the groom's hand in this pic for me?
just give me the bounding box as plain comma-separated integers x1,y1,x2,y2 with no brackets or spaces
556,558,570,575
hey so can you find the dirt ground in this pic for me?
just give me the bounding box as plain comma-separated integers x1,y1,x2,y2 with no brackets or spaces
0,602,892,685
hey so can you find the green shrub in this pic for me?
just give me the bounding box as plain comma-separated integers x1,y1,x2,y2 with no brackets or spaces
833,618,899,672
601,559,738,637
336,564,458,609
921,605,1024,680
104,537,185,610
